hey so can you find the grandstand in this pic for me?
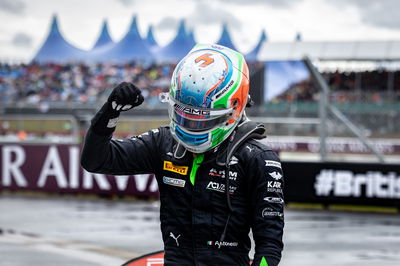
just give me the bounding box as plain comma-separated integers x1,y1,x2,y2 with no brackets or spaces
1,62,398,145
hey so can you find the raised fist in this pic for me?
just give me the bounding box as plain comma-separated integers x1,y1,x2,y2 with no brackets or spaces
108,82,144,112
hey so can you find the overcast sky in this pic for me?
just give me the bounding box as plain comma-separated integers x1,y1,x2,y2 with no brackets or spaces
1,0,400,62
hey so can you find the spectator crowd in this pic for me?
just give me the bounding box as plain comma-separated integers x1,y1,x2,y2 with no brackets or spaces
275,69,400,103
0,62,174,108
1,62,399,108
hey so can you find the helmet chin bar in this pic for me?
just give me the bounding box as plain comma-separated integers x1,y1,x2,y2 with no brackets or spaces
171,130,210,154
171,121,238,154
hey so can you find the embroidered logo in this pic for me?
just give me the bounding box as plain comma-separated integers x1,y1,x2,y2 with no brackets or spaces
246,145,254,152
265,160,282,169
169,232,181,246
206,181,237,194
228,156,239,165
207,240,238,248
163,176,186,188
263,197,285,204
163,161,188,175
262,207,284,218
269,171,282,180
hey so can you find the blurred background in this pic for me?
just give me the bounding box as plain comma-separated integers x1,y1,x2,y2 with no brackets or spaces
0,0,399,265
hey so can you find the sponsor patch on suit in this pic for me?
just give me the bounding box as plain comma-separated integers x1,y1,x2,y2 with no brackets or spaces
163,161,188,175
265,160,282,169
163,176,186,187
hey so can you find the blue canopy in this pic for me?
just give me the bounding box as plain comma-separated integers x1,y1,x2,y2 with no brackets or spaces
216,24,236,51
32,15,87,63
154,20,194,63
89,16,153,62
246,29,267,62
186,29,196,49
92,20,113,49
145,25,158,48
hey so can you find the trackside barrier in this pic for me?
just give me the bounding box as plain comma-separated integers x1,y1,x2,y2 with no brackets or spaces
283,161,400,208
0,143,158,197
1,143,399,208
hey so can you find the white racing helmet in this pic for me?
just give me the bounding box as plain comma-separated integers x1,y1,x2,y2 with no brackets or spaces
162,44,250,153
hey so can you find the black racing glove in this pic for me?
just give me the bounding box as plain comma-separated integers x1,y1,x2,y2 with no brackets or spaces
91,82,144,136
107,82,144,113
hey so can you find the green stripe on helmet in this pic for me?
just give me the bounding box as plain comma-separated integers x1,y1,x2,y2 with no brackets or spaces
210,126,235,147
212,53,244,108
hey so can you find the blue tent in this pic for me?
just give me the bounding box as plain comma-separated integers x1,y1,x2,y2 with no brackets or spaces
216,24,236,51
90,16,153,62
32,15,87,63
145,25,158,48
186,29,196,48
92,20,113,49
246,29,267,62
154,20,194,63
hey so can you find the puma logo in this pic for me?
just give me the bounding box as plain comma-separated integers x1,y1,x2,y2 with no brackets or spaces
169,232,181,246
246,146,254,152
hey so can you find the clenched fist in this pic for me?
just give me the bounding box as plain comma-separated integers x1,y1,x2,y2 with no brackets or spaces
108,82,144,112
90,82,144,135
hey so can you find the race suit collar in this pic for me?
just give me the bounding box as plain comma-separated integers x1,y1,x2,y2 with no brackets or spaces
215,120,266,167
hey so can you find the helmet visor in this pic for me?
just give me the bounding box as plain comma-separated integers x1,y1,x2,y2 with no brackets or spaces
172,111,229,132
162,93,233,132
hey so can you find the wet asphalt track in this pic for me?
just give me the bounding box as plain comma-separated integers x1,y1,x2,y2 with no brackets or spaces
0,195,399,266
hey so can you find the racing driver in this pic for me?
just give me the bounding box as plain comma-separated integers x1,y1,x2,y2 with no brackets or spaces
81,44,284,265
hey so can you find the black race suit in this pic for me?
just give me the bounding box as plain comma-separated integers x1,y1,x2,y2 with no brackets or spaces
81,120,284,266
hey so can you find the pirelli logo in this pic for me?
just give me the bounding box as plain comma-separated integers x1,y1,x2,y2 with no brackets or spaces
163,161,189,175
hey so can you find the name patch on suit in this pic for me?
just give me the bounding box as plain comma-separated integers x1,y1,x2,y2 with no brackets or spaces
163,176,186,187
163,161,189,175
264,160,282,169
